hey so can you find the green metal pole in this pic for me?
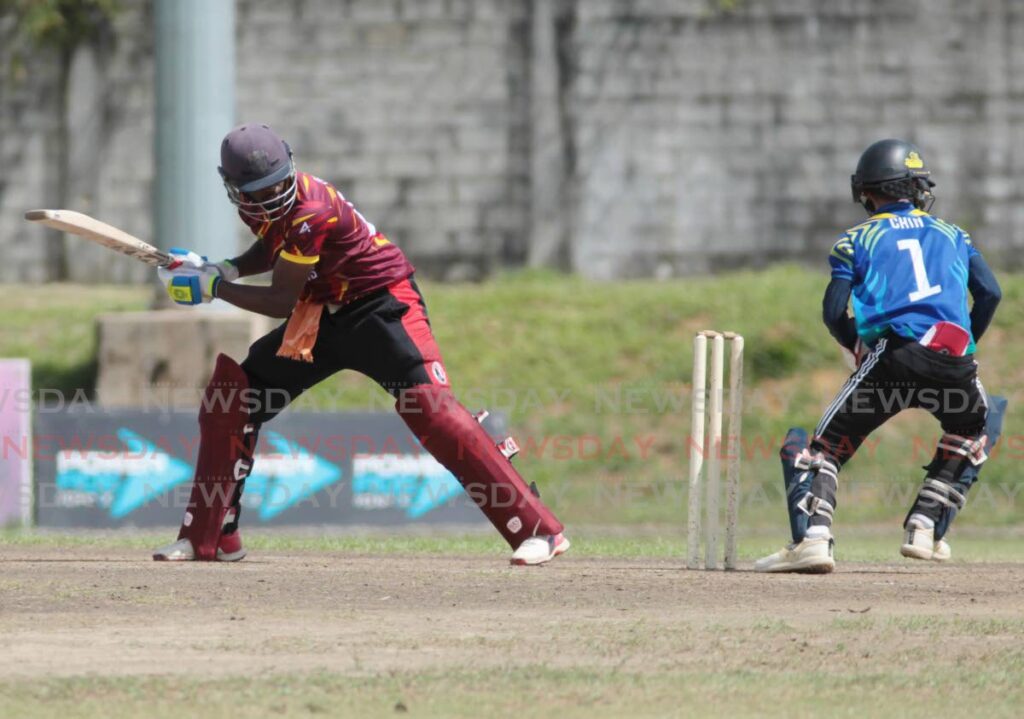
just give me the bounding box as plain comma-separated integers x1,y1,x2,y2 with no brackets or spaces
154,0,236,273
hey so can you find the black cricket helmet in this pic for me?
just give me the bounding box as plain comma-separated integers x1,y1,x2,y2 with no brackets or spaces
851,139,936,212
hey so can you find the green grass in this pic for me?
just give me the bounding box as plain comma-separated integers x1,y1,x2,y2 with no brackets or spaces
4,267,1023,529
5,270,1024,718
0,284,150,391
3,662,1024,719
3,527,1024,563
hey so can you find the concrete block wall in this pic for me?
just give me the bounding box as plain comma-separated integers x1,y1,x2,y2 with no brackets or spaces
233,0,532,279
1,2,154,283
2,0,1022,282
567,0,1024,277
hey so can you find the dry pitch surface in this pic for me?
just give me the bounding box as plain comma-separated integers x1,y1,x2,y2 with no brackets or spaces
2,545,1024,718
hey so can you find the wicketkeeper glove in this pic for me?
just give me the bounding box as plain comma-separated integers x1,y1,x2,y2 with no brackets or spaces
839,338,866,372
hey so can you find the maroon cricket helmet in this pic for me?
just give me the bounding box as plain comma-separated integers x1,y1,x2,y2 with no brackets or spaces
218,123,297,222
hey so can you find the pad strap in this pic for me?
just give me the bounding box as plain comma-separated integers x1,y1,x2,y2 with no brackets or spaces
937,433,988,467
797,493,835,520
918,477,967,510
794,449,839,481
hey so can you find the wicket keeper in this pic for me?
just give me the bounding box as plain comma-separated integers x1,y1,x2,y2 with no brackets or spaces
152,124,570,565
756,139,1002,573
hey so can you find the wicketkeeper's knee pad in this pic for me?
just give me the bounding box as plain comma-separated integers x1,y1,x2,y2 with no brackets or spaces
396,384,563,548
780,428,813,542
794,446,840,528
177,354,258,560
929,432,988,481
904,434,985,528
930,395,1008,539
907,396,1006,532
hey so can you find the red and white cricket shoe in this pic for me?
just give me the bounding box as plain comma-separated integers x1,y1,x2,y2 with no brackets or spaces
216,531,247,562
152,532,247,562
510,533,570,566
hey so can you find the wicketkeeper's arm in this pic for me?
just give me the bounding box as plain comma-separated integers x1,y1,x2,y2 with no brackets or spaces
967,253,1001,342
821,278,858,351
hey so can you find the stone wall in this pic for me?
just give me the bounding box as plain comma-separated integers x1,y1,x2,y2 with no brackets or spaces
2,0,1023,282
234,0,533,279
566,0,1024,277
1,2,155,283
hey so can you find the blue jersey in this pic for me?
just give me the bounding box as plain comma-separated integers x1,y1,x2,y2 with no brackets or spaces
829,202,979,350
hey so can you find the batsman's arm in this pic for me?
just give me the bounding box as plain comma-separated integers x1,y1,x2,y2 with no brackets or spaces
821,277,859,351
216,257,309,318
967,253,1001,342
229,239,275,278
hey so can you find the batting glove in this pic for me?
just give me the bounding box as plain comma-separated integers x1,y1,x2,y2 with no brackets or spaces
157,248,222,305
205,258,239,283
165,269,221,305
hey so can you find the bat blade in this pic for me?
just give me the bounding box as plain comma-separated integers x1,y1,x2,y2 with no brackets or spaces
24,209,172,267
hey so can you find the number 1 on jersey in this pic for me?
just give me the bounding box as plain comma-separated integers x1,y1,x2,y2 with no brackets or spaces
897,239,942,302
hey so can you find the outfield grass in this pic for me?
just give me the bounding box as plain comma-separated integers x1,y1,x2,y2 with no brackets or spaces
3,527,1023,563
3,529,1024,718
5,663,1024,719
3,267,1022,530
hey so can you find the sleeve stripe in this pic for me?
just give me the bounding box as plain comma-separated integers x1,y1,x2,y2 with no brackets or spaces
279,249,319,265
830,249,853,267
291,213,318,226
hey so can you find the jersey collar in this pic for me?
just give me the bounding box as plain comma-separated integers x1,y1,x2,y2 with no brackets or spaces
874,200,914,214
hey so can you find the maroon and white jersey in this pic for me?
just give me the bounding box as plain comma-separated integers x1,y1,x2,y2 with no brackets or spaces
241,171,413,305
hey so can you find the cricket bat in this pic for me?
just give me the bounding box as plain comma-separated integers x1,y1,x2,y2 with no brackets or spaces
24,209,173,267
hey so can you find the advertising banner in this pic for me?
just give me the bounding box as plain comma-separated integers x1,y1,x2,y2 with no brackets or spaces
33,409,500,528
0,359,32,526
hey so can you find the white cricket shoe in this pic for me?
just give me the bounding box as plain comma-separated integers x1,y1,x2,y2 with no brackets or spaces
510,533,570,566
932,538,951,562
901,522,950,562
754,536,835,574
152,538,194,561
152,533,247,562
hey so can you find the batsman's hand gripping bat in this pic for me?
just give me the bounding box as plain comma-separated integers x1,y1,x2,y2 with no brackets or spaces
24,209,174,268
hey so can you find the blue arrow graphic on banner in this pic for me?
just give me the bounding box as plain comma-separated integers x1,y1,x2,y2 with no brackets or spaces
109,428,193,518
249,431,342,520
405,460,463,519
349,450,464,519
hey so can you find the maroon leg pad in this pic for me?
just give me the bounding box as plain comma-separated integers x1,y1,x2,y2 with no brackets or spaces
396,385,564,548
177,354,253,560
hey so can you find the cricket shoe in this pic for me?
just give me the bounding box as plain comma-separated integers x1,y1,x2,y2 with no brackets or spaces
754,536,835,574
510,533,570,566
900,522,950,562
152,532,247,562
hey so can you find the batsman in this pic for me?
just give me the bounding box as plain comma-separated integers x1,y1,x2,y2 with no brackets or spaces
755,139,1002,573
152,123,570,565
